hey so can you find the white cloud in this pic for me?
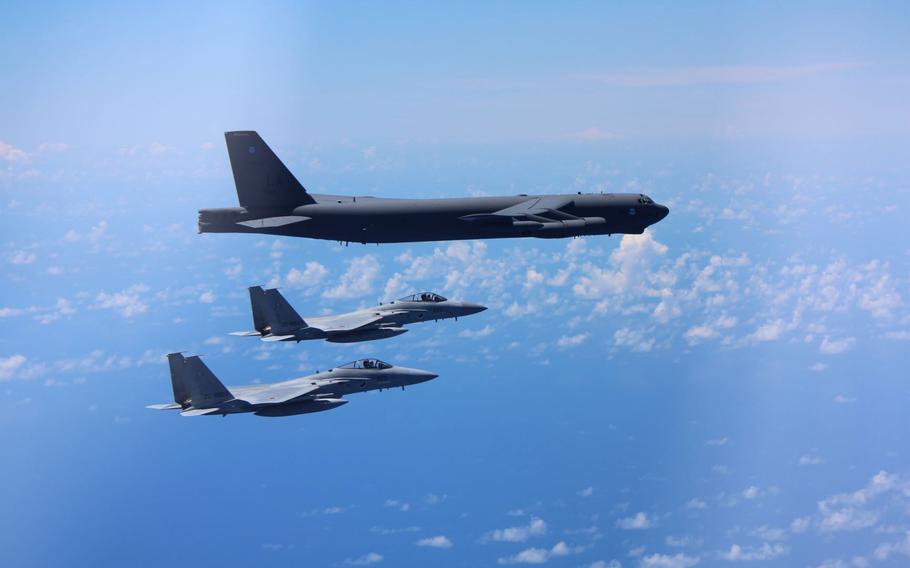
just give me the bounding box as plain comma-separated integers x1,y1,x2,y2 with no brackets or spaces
747,319,786,342
345,552,383,565
720,543,788,561
577,486,594,498
459,325,495,339
616,512,652,530
199,291,216,304
286,261,329,288
8,250,36,265
799,454,824,466
486,517,547,543
323,256,380,299
815,471,908,533
0,354,27,380
705,437,728,447
873,531,910,561
94,284,149,317
613,328,655,352
497,541,577,565
557,333,589,348
64,220,108,244
0,141,28,162
742,486,760,500
685,499,707,510
819,336,855,355
416,535,453,549
589,561,621,568
639,552,699,568
383,499,410,512
833,394,856,404
573,231,668,298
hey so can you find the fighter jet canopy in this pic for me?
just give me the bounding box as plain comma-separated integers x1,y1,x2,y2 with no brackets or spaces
398,292,447,303
338,358,393,370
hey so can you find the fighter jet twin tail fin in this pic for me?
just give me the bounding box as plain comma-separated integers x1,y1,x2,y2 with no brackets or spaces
146,353,236,416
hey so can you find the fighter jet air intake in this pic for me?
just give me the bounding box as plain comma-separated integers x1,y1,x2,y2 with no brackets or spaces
148,353,438,417
232,286,487,343
198,131,670,243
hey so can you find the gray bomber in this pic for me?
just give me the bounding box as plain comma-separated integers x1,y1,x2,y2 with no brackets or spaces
233,286,486,343
199,131,670,243
149,353,438,417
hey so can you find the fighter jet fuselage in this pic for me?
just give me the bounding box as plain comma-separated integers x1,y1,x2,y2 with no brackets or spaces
198,132,670,244
148,354,438,418
233,287,486,344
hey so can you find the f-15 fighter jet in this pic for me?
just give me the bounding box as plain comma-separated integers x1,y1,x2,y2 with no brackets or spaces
198,131,669,243
148,353,438,417
231,286,486,343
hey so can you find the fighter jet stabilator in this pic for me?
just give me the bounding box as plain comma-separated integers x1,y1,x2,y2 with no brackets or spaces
198,131,670,244
233,286,487,343
149,354,438,417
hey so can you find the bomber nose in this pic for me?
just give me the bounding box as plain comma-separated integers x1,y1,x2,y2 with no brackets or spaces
654,204,670,221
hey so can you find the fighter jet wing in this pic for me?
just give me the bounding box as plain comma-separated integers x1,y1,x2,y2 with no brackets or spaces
309,312,385,333
237,383,323,405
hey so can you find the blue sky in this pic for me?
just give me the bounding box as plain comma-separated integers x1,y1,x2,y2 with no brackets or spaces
2,2,909,567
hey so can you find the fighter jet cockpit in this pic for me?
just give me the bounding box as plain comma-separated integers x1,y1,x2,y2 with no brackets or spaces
398,292,447,303
338,359,393,370
638,194,655,204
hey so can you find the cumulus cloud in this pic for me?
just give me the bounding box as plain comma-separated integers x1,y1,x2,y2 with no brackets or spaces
459,325,495,339
416,535,453,549
286,261,329,289
497,541,578,564
323,256,380,299
0,141,28,162
0,354,27,380
616,512,652,530
64,220,108,244
819,336,855,355
720,543,788,561
345,552,383,565
94,284,149,317
199,291,216,304
639,552,699,568
557,333,589,348
485,517,547,543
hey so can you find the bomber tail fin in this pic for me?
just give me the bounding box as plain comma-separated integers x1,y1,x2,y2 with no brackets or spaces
165,353,233,409
224,131,315,210
259,288,306,335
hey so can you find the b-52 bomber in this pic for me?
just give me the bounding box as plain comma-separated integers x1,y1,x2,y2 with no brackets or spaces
148,353,438,417
232,286,486,343
198,131,670,244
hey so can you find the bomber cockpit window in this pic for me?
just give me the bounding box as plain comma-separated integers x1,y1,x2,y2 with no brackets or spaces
339,359,393,370
398,292,447,303
638,194,654,204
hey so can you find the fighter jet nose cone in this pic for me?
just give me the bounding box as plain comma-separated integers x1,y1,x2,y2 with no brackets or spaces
463,302,487,314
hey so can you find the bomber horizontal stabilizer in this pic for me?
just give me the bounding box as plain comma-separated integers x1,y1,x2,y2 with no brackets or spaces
180,408,222,417
237,215,310,229
146,403,182,410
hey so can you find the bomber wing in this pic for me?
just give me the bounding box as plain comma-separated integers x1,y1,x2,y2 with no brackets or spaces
459,196,576,226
